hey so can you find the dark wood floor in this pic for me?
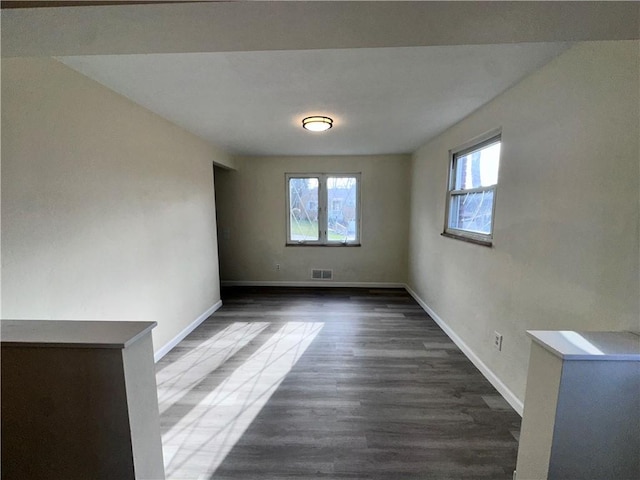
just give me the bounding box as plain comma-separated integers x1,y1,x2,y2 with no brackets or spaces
157,287,521,479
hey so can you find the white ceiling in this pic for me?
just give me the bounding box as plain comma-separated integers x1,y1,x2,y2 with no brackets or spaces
58,44,570,156
4,1,638,157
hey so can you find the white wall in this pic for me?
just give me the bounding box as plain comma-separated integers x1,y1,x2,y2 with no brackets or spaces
1,57,228,353
407,41,640,408
215,155,410,285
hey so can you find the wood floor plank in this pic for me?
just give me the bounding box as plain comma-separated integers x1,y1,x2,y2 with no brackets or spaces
156,287,521,479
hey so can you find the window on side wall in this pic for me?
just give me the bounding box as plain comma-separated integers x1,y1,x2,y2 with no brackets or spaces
286,173,361,246
444,131,501,246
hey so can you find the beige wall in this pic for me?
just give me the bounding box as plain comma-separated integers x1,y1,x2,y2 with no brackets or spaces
1,57,227,353
4,42,637,414
215,155,410,285
407,41,640,406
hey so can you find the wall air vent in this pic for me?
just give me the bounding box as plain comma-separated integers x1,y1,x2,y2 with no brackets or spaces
311,269,333,280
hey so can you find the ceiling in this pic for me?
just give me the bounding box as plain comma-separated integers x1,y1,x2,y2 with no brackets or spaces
57,44,570,156
3,1,639,157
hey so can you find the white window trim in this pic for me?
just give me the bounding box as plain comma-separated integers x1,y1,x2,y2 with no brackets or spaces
286,173,361,246
443,129,502,246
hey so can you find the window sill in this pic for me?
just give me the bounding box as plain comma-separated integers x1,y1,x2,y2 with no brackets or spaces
285,243,361,247
441,231,492,247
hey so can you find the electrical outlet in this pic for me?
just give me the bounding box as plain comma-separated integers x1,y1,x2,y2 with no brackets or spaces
275,264,280,271
494,332,503,351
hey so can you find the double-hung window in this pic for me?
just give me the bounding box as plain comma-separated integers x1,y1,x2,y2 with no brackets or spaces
444,132,501,245
286,173,360,246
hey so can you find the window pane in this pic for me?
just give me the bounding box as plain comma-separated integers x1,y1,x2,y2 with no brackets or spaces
289,177,319,241
327,176,358,242
454,141,501,190
448,189,494,234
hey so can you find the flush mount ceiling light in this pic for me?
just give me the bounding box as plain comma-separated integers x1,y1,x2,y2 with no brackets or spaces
302,116,333,132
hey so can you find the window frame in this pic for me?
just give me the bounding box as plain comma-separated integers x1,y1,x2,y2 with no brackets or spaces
286,173,361,246
443,130,502,246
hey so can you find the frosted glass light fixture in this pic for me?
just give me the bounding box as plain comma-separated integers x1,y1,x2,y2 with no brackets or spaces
302,116,333,132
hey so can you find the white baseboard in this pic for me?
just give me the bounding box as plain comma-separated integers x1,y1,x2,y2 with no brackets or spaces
157,285,523,415
221,281,406,289
154,300,223,362
404,284,524,416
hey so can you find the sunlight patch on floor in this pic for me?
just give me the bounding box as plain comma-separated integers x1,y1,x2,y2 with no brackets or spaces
162,321,324,479
157,322,270,414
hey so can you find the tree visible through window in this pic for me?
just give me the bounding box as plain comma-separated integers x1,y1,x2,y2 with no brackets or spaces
445,133,501,244
287,173,360,245
288,177,319,242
